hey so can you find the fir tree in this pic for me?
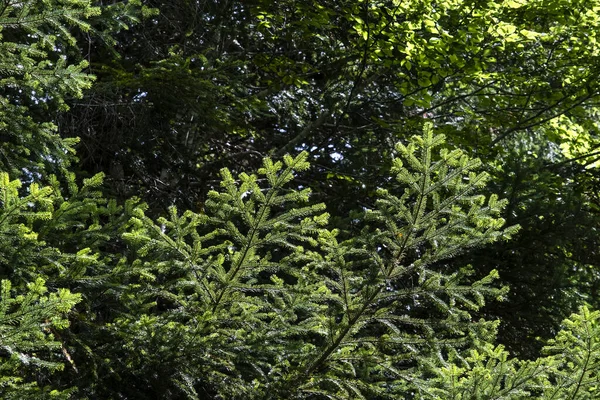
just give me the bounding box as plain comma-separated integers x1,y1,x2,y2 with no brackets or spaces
1,0,600,398
0,0,148,178
0,0,100,176
414,306,600,399
0,278,80,399
0,172,83,397
119,123,519,398
0,169,139,397
540,306,600,399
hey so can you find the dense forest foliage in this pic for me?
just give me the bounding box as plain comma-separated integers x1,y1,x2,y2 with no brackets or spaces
2,0,600,398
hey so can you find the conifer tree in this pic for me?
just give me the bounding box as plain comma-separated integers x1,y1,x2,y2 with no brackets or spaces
0,278,80,399
413,306,600,399
0,2,142,381
0,0,101,176
540,306,600,399
2,1,600,398
0,170,138,396
118,123,519,398
0,1,149,396
0,0,147,177
0,172,82,397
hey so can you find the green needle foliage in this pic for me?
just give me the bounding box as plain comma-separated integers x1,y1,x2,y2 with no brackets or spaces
0,171,119,286
3,0,600,398
2,114,600,398
412,306,600,400
0,170,139,397
118,151,330,397
540,306,600,399
0,169,93,398
283,124,519,398
0,0,148,180
0,278,80,399
119,124,519,398
0,0,101,176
